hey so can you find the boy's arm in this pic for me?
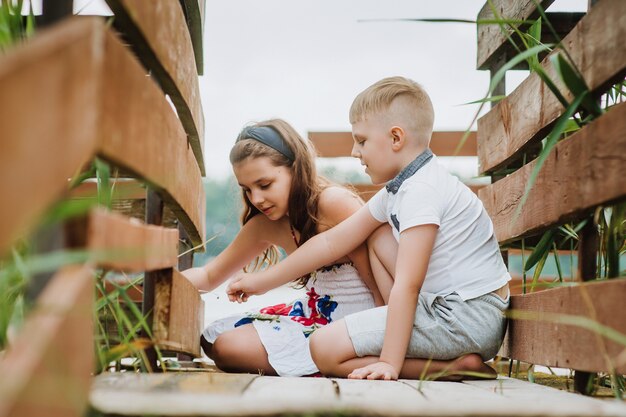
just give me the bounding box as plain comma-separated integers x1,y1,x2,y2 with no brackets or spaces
349,224,438,380
227,204,383,300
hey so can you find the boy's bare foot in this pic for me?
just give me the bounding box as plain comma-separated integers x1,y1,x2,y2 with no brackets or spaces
432,354,497,381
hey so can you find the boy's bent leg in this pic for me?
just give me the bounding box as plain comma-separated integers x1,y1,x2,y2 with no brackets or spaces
311,320,495,380
211,324,277,375
367,224,397,303
310,319,379,377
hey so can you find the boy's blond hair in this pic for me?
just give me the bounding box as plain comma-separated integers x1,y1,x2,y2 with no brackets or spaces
349,76,434,147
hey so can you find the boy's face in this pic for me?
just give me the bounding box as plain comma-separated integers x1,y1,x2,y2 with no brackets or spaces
351,115,398,184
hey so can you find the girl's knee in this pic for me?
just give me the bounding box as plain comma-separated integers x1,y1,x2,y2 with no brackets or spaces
211,332,244,371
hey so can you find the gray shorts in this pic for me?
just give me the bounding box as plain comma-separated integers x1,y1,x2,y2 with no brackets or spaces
344,291,509,361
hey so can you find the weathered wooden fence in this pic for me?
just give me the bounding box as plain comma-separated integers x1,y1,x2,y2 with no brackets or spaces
0,1,206,416
476,0,626,393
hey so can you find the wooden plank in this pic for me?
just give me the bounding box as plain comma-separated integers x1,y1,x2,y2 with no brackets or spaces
99,28,206,248
0,266,94,417
153,269,204,357
70,179,146,200
478,0,626,174
105,0,205,176
0,18,101,256
476,0,552,70
479,102,626,244
90,372,626,416
500,278,626,374
241,376,338,414
478,12,585,71
179,0,205,75
90,373,260,416
87,209,179,272
309,131,478,157
463,377,626,416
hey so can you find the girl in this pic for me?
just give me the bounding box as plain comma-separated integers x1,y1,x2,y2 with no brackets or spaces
183,119,383,376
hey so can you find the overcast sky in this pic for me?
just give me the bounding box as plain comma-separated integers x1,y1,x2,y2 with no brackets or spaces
198,0,585,179
66,0,586,179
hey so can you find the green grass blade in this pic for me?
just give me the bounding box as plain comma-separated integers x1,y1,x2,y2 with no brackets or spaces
489,44,553,96
514,92,587,218
552,242,563,282
95,158,112,209
550,53,603,117
460,95,506,105
524,229,556,271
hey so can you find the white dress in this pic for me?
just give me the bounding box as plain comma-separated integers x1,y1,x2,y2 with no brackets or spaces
202,263,376,376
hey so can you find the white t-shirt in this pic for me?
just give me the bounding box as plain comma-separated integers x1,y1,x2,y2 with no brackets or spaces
367,154,510,300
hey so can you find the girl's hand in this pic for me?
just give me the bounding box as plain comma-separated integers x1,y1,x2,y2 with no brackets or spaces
348,361,399,381
226,272,266,303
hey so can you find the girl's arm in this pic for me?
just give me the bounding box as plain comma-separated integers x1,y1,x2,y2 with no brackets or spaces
227,204,383,299
183,215,273,292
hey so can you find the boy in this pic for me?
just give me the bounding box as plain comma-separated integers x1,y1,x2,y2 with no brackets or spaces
227,76,510,380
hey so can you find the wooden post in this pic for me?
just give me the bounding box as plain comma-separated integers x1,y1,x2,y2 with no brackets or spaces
574,217,598,394
176,222,194,364
143,190,164,371
177,222,194,271
40,0,73,27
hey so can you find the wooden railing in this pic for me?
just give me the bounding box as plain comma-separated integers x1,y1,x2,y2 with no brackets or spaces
476,0,626,392
308,131,483,201
0,1,206,415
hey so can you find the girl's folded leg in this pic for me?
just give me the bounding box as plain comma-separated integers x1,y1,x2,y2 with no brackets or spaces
210,324,277,375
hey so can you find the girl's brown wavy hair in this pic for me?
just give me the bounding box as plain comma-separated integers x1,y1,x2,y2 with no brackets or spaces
229,119,332,286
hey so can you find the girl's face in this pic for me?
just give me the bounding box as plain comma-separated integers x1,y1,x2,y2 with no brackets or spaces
233,156,293,221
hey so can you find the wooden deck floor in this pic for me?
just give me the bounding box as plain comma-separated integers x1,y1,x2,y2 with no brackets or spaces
90,371,626,417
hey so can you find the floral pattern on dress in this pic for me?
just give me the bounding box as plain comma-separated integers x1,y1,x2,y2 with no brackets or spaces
233,287,338,337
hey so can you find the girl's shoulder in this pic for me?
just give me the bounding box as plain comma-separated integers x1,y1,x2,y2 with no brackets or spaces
317,185,363,230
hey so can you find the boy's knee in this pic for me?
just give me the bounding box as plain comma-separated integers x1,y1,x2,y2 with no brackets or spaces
367,224,392,251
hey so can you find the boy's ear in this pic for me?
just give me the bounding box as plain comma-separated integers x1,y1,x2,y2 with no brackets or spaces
390,126,406,150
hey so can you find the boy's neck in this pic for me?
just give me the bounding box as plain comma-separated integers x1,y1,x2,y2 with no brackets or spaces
397,145,429,171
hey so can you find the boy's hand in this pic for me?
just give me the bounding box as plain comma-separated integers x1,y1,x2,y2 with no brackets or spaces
347,361,398,381
226,271,267,303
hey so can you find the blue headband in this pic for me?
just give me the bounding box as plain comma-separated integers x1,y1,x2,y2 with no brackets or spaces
239,126,295,161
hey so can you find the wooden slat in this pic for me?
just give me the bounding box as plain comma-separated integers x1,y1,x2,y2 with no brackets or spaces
0,266,94,417
99,28,206,248
309,131,477,158
478,0,626,174
351,183,383,202
477,12,585,71
106,0,206,175
86,209,179,272
179,0,205,75
501,278,626,374
0,18,205,255
479,102,626,244
153,269,203,357
476,0,554,70
0,18,101,256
